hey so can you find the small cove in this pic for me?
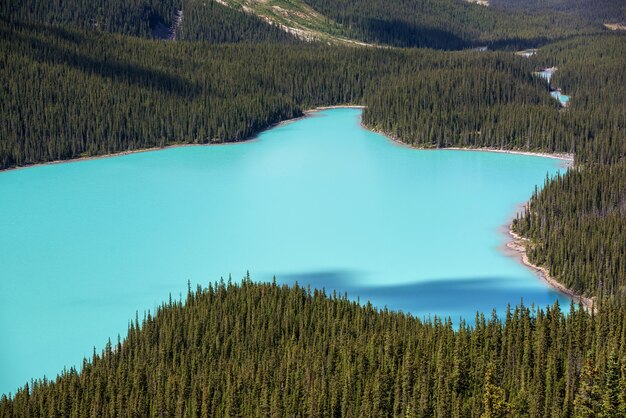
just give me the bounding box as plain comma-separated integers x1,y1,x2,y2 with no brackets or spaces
0,108,570,395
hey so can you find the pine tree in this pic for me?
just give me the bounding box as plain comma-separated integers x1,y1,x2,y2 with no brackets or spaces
600,351,621,417
574,357,601,418
481,363,509,418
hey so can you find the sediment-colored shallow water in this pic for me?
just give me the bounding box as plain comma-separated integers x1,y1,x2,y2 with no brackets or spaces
0,108,569,394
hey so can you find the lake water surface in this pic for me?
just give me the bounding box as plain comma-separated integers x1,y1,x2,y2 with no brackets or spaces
0,108,569,394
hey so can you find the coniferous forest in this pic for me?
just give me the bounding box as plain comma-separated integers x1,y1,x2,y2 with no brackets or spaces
0,0,625,415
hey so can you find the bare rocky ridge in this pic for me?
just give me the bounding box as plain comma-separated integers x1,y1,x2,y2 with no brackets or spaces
464,0,489,6
604,22,626,30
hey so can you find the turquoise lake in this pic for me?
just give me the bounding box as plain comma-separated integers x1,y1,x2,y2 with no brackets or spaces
550,91,570,106
0,108,570,394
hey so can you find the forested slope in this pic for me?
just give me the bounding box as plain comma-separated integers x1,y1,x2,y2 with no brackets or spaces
301,0,601,49
490,0,626,25
1,280,625,417
511,35,626,300
362,34,625,165
1,0,608,49
0,0,295,43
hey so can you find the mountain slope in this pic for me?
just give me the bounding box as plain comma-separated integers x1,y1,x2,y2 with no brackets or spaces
0,0,297,43
301,0,604,49
214,0,372,45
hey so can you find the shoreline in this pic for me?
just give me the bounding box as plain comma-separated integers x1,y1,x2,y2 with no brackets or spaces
365,125,574,165
366,125,588,309
2,105,572,173
505,224,595,312
0,105,367,174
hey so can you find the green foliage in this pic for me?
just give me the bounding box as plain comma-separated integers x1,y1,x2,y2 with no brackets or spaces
175,0,297,43
0,0,182,38
509,36,626,299
538,35,626,166
0,280,624,417
0,0,295,42
601,351,621,417
574,357,601,417
491,0,626,24
302,0,602,49
0,0,607,48
363,34,626,166
481,363,509,418
513,164,626,298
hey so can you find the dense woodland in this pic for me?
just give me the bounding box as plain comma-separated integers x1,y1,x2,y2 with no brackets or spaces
1,0,609,48
362,35,626,166
1,280,625,417
510,36,626,301
174,1,295,43
491,0,626,25
301,0,601,49
0,0,295,43
0,0,625,415
513,164,625,298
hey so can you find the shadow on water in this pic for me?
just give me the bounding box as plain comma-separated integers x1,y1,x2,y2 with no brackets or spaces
276,270,363,290
276,271,566,319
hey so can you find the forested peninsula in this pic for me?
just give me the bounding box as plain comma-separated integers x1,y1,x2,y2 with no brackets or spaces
1,0,625,415
1,280,625,417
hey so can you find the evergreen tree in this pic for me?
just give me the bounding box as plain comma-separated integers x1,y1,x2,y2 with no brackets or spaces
574,357,601,418
481,362,509,418
600,351,621,418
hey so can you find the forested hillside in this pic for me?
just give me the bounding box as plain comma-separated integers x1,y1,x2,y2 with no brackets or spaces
362,34,625,166
175,0,295,43
5,20,621,170
1,280,625,417
1,0,608,49
514,165,625,298
511,35,626,300
0,0,295,43
490,0,626,25
301,0,600,49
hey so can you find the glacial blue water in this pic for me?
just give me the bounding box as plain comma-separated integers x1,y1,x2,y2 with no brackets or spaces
551,91,570,106
0,108,570,395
